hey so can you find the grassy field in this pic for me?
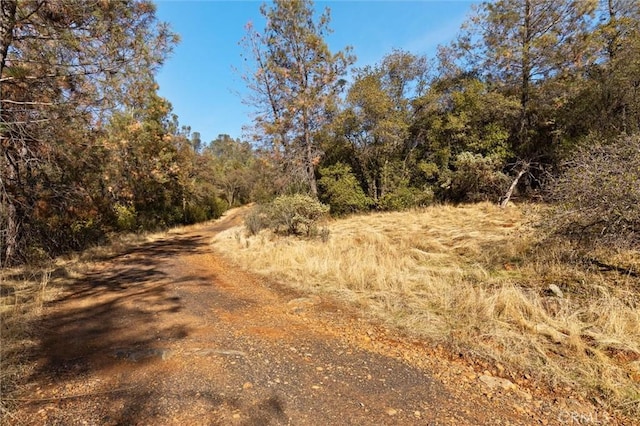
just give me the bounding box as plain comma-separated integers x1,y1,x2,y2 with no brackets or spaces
213,202,640,416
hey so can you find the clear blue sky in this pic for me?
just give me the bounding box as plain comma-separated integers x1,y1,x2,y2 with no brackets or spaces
155,1,476,144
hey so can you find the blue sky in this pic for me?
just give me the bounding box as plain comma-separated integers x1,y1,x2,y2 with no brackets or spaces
155,1,476,143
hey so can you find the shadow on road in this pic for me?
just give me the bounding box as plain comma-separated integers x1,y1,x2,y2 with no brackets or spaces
12,233,225,423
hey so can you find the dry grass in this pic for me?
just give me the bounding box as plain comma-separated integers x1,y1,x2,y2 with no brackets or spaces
0,265,56,419
213,202,640,416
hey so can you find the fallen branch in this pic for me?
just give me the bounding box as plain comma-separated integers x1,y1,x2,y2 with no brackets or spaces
501,162,529,208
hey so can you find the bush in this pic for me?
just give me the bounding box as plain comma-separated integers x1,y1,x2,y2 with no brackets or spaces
244,207,268,236
318,163,372,215
263,194,329,236
113,203,137,231
377,186,434,211
546,134,640,248
70,218,106,249
445,152,509,202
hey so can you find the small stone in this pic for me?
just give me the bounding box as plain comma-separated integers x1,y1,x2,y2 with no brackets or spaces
312,385,320,390
242,382,253,390
232,414,241,419
548,284,563,298
479,374,517,391
414,411,422,418
386,408,398,416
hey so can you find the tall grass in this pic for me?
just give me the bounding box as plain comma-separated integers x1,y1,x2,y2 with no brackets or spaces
213,202,640,416
0,265,56,419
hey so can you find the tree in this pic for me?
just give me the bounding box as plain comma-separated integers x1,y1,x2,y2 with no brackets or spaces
205,134,255,207
101,92,191,229
241,0,354,197
411,75,519,201
454,0,597,157
338,51,428,202
0,0,177,263
318,163,372,215
561,1,640,141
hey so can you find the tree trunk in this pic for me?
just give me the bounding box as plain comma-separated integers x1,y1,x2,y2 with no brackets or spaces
518,0,532,151
303,112,318,198
501,162,529,208
1,151,20,265
1,0,18,264
0,0,17,76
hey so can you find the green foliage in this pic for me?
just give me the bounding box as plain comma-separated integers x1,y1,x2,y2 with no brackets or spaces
69,218,105,250
263,194,330,236
338,51,426,201
318,163,372,216
377,186,434,211
445,152,509,203
184,196,227,225
546,134,640,248
0,0,178,264
205,134,256,207
113,203,138,232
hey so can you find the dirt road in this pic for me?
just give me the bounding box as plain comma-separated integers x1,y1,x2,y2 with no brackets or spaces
8,211,621,425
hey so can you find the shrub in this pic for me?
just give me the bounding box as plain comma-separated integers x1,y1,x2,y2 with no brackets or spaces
113,203,137,231
263,194,330,236
546,134,640,248
184,203,208,224
377,186,434,211
446,152,509,202
319,163,373,216
244,207,268,236
206,196,229,220
70,218,106,249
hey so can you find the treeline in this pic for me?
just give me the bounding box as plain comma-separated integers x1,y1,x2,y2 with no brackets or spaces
2,0,639,264
243,0,640,221
0,1,273,265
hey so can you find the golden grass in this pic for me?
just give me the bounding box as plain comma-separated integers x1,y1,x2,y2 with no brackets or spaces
213,202,640,416
1,265,55,419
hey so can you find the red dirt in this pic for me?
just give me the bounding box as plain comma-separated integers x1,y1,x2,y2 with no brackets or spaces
6,210,630,425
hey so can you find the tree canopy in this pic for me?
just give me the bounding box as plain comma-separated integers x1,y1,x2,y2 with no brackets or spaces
3,0,640,264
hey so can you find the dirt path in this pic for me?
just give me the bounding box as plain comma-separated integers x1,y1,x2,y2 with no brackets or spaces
8,211,621,425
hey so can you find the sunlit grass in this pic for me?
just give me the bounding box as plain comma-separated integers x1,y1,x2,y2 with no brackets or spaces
213,202,640,416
